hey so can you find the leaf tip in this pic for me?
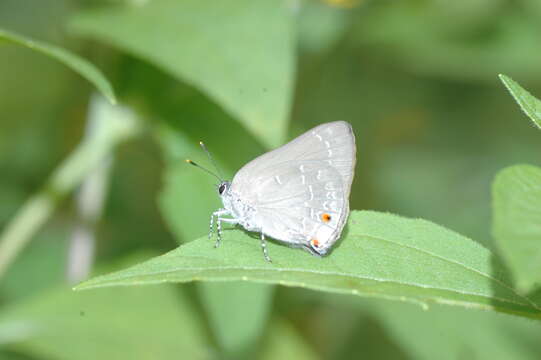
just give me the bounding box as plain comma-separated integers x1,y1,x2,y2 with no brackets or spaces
72,279,98,291
498,73,512,86
72,283,86,291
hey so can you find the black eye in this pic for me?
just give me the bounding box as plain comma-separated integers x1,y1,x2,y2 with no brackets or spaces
218,184,226,195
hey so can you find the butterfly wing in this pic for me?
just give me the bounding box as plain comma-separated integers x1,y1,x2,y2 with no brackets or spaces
232,121,356,192
251,161,348,254
230,121,356,255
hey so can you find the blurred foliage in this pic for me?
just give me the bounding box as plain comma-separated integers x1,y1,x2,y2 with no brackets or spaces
493,165,541,294
0,254,212,360
0,29,115,104
492,77,541,294
1,0,541,359
69,0,295,147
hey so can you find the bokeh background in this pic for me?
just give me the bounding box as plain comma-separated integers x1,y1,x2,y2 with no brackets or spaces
1,0,541,359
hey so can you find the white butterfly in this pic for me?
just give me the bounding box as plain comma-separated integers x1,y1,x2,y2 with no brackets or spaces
188,121,356,261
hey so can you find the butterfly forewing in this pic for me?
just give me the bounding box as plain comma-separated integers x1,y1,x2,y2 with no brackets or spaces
232,121,355,193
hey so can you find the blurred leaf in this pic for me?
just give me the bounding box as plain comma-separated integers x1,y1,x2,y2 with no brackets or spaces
155,119,263,243
0,225,67,303
155,118,272,358
156,124,224,243
374,149,496,248
0,267,212,359
334,296,541,360
76,211,541,319
151,80,267,242
381,304,541,360
522,0,541,15
260,318,319,360
499,74,541,130
160,164,221,238
298,1,350,53
352,2,541,81
198,282,273,359
493,165,541,293
70,0,296,147
0,96,140,279
333,311,409,359
0,28,116,104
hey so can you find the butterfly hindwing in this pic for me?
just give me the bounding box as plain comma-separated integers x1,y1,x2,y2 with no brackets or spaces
241,161,347,254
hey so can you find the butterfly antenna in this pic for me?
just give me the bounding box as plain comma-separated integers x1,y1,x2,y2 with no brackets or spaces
199,141,225,180
185,159,222,182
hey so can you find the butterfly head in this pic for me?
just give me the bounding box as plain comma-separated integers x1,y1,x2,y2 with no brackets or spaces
217,180,235,215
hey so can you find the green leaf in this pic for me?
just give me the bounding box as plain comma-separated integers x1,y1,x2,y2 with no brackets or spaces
333,296,541,360
499,74,541,130
156,125,225,243
70,0,295,148
297,1,350,53
0,281,211,359
156,119,264,243
351,4,541,82
260,319,319,360
155,121,271,357
75,211,541,319
198,282,273,359
0,96,140,279
0,225,68,302
380,303,541,360
0,28,116,104
493,164,541,293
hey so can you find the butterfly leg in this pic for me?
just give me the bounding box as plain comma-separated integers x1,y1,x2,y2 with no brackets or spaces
209,209,228,245
216,217,239,248
260,233,272,263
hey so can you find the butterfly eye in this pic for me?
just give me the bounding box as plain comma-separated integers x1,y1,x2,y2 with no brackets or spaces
218,183,226,195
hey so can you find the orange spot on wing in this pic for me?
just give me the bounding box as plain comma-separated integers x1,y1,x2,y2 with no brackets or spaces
321,213,332,222
311,239,320,248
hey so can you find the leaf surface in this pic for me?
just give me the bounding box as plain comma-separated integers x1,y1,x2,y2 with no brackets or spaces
332,296,541,360
260,318,319,360
156,122,272,357
493,165,541,293
0,276,211,359
70,0,295,147
499,74,541,130
75,211,541,319
198,282,273,358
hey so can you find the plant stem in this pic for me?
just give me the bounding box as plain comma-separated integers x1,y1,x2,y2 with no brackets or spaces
0,95,140,280
67,149,113,283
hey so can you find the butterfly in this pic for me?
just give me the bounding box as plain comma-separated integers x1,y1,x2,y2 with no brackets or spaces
188,121,356,262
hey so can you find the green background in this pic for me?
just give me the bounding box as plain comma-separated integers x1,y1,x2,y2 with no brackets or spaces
1,0,541,359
